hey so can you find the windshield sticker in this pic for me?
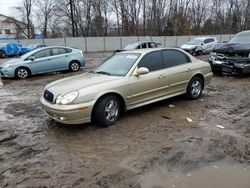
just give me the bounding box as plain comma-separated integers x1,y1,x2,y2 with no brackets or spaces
126,55,138,59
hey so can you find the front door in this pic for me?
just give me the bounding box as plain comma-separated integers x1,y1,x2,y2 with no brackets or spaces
25,49,53,74
127,51,167,106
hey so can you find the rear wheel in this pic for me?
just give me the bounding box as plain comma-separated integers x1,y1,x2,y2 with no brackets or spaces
15,67,30,79
0,51,7,58
69,61,80,72
186,76,203,100
92,95,120,127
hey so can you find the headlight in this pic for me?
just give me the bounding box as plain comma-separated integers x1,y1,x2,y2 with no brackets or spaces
3,64,13,68
210,52,217,56
56,94,63,104
56,91,79,104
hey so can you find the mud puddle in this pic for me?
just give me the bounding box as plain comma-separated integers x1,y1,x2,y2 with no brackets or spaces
0,54,250,187
140,163,250,188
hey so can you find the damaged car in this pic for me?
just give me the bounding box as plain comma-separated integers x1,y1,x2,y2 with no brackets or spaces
209,30,250,75
181,37,218,56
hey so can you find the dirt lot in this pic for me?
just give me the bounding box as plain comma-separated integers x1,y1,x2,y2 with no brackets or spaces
0,53,249,188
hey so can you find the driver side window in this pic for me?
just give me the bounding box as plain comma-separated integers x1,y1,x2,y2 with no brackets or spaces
138,51,164,71
33,49,51,59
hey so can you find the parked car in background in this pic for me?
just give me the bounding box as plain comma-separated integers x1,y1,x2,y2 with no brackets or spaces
114,41,162,53
209,30,250,75
181,37,218,56
0,46,85,79
40,48,212,127
26,44,47,50
0,42,33,58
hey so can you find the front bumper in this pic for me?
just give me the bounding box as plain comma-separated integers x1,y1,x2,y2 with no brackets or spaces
40,97,96,125
181,48,195,54
0,67,15,78
209,60,250,75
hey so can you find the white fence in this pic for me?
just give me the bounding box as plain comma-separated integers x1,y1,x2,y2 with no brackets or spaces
0,34,233,52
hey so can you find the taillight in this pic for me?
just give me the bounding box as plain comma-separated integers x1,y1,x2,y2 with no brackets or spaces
80,50,84,56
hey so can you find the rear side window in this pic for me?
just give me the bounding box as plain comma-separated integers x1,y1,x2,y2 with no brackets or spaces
149,42,156,48
51,48,71,56
204,38,214,43
138,51,164,71
162,50,190,68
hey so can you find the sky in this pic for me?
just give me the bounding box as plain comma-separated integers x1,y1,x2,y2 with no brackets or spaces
0,0,21,17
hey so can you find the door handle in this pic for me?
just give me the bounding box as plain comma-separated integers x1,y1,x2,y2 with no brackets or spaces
158,74,166,79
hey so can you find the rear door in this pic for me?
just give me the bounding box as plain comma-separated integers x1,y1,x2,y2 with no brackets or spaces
50,48,72,70
162,49,193,95
128,51,167,106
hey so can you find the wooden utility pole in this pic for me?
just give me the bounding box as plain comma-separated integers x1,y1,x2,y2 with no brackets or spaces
69,0,75,37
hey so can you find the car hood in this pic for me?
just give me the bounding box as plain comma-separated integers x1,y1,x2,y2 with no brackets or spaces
181,44,197,49
46,72,122,95
213,43,250,53
1,58,24,67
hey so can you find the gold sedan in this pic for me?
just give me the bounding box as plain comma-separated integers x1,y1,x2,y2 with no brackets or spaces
40,48,212,126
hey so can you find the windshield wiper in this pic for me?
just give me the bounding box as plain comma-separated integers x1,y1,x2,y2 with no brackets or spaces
95,71,111,75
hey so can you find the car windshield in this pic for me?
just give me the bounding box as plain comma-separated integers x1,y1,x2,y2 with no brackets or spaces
187,38,203,45
229,32,250,43
123,43,139,50
93,53,140,76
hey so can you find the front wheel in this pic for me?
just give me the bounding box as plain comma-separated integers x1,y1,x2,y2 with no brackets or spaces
92,95,120,127
186,77,203,100
69,61,80,72
15,67,30,79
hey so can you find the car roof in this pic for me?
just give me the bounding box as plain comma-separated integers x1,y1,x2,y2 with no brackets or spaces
119,47,180,55
37,46,76,50
193,37,216,40
128,41,159,46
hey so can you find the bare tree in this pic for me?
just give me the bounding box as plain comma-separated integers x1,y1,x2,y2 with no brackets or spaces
15,0,35,38
35,0,55,38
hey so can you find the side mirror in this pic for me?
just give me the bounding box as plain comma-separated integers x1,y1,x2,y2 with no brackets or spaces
201,42,205,46
136,67,149,75
28,55,35,61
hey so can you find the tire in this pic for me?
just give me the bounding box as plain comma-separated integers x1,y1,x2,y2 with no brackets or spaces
186,76,203,100
0,51,7,58
69,61,80,72
92,95,120,127
15,67,30,79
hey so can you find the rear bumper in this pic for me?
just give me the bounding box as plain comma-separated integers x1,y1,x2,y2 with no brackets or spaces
40,97,96,125
204,72,213,85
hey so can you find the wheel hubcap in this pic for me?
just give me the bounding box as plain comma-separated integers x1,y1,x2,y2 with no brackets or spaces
71,63,79,71
18,69,28,78
105,100,118,122
191,80,201,97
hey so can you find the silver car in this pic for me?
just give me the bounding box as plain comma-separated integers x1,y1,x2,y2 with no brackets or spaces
181,37,218,56
40,48,212,127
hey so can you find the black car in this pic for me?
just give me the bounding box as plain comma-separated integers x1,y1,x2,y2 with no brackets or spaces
209,30,250,75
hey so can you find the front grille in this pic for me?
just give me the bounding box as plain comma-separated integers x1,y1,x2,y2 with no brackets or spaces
44,90,54,103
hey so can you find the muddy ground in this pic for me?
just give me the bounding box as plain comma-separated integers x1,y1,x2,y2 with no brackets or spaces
0,53,249,188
